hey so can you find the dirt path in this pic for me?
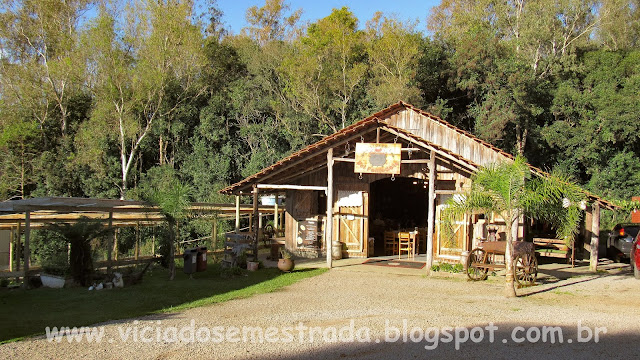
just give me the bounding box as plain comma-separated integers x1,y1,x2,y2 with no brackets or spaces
1,265,639,359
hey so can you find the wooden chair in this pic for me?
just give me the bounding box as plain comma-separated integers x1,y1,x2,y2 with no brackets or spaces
398,232,415,259
384,231,398,255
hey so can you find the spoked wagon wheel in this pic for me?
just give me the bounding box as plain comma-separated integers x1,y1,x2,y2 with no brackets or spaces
466,248,489,281
514,253,538,286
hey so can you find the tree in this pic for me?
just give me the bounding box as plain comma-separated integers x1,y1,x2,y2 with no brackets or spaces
365,13,423,108
427,0,600,157
596,0,640,50
46,217,113,286
445,156,583,297
244,0,301,45
0,0,91,137
137,166,191,280
78,0,206,199
281,7,367,135
544,49,640,200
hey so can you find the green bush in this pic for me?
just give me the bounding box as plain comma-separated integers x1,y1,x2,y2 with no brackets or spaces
431,263,464,273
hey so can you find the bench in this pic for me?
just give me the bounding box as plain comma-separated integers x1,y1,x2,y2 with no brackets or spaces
222,232,255,268
533,237,575,265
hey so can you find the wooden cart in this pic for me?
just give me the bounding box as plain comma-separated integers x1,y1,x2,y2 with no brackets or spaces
466,240,538,286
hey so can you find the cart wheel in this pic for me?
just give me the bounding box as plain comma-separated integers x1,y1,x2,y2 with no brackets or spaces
514,253,537,286
466,248,488,281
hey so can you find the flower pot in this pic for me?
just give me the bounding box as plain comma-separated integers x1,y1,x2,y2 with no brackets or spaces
277,258,294,272
40,274,66,289
247,261,259,271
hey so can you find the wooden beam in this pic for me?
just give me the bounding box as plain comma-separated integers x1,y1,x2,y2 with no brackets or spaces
326,148,334,269
257,184,327,192
426,150,436,274
333,158,355,163
590,203,600,272
401,159,432,164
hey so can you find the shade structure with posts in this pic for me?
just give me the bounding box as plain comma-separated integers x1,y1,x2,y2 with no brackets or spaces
0,197,284,284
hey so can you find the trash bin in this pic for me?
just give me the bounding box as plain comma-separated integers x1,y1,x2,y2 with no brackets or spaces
196,246,207,272
183,248,197,274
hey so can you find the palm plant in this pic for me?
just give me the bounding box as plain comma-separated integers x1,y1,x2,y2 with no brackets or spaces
444,155,584,297
46,217,113,286
137,166,192,280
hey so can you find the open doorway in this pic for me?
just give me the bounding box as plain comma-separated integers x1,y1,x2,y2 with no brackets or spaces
369,177,429,256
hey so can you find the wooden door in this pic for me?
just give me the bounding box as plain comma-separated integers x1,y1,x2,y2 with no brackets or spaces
434,195,468,261
336,191,368,256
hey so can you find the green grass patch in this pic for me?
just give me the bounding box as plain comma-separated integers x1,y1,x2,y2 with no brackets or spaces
0,263,326,343
552,290,575,296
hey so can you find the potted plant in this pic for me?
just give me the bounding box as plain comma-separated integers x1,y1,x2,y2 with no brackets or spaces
278,248,295,272
40,263,68,289
39,252,69,289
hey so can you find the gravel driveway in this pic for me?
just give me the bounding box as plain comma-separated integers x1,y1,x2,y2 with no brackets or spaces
1,263,639,359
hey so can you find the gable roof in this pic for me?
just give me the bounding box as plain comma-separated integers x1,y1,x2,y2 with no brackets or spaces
220,102,617,210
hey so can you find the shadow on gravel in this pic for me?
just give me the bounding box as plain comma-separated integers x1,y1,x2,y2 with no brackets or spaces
250,322,639,360
519,276,599,297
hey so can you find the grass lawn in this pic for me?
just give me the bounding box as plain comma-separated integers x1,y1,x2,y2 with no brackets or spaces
0,262,326,343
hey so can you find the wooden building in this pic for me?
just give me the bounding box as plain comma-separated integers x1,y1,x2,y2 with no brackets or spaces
220,102,616,270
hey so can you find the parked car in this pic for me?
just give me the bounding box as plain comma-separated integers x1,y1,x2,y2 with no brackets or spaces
633,232,640,279
607,224,640,262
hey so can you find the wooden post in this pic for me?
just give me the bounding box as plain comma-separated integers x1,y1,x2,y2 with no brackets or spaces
23,211,30,287
9,226,14,272
252,185,259,262
152,226,156,256
235,195,240,233
211,220,218,262
326,148,334,269
113,228,118,261
425,150,436,274
107,212,113,275
274,194,279,232
590,203,600,272
15,222,21,273
134,223,140,260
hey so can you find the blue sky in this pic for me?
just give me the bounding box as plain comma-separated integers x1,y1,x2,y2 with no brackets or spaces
209,0,441,35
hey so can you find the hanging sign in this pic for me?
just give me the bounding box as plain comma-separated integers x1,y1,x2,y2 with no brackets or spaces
354,143,401,174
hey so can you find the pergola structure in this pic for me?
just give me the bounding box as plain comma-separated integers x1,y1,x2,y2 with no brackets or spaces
0,197,283,283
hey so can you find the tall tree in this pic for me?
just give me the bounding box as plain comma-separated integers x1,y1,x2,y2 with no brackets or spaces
0,0,91,137
427,0,600,156
281,7,367,135
244,0,301,45
365,13,423,108
78,0,206,199
544,49,640,200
